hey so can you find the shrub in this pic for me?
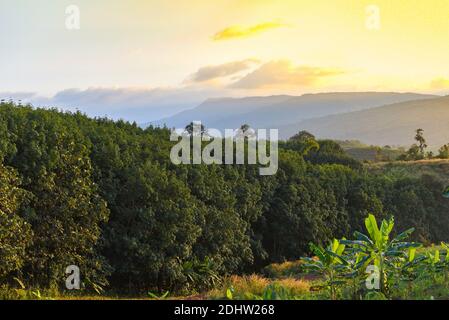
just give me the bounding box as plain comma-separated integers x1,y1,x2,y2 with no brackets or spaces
262,260,303,279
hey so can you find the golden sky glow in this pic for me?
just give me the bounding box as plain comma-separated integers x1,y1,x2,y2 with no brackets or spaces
212,20,290,41
1,0,449,96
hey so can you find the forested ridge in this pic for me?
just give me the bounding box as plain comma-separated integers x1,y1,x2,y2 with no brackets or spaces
1,102,448,295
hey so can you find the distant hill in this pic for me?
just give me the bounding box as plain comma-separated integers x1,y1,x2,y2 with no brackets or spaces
150,95,292,128
280,95,449,149
151,92,436,130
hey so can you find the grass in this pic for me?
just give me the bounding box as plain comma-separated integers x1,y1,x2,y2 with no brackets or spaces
3,271,448,300
206,274,312,300
262,260,304,279
369,159,449,183
3,245,448,300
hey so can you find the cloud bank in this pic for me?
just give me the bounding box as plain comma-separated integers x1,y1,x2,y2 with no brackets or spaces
1,87,230,123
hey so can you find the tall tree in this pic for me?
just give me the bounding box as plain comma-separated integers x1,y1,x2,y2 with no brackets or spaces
0,164,32,280
415,128,428,155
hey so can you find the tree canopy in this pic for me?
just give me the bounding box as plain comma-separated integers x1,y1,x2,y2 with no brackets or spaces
1,102,448,294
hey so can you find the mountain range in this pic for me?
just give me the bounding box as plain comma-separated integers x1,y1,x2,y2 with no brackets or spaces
150,92,449,148
280,95,449,148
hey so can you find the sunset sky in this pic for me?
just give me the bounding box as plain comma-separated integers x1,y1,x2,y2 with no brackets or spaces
1,0,449,121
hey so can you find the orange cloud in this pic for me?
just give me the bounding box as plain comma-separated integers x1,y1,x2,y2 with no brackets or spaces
212,21,289,41
187,59,260,83
230,60,345,89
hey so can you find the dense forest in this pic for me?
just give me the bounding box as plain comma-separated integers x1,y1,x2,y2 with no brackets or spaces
1,102,448,295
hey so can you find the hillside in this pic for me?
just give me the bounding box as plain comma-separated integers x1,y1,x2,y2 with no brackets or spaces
368,159,449,183
280,95,449,148
153,92,435,130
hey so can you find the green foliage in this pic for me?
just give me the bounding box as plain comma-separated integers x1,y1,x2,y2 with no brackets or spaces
307,140,363,168
302,239,348,299
0,104,110,288
399,129,437,161
301,214,449,300
341,214,420,296
148,291,169,300
1,102,449,297
181,258,221,293
437,144,449,159
283,131,320,156
258,283,297,300
0,164,32,280
341,141,405,162
262,260,303,279
224,282,307,300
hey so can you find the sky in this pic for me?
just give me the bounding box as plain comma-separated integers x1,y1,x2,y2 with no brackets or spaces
1,0,449,121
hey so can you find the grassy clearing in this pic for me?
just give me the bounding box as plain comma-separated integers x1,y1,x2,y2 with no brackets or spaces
206,274,313,300
262,260,304,279
369,159,449,183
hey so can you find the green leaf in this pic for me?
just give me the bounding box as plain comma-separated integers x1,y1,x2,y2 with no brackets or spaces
226,288,233,300
336,241,346,256
353,231,373,246
408,247,416,262
392,242,421,251
434,250,440,264
365,214,380,244
355,255,370,269
392,228,415,243
310,243,327,263
380,217,394,244
13,277,25,289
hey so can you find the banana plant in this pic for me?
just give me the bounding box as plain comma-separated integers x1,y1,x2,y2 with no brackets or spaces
421,246,448,281
440,242,449,263
341,251,370,300
424,249,440,267
440,242,449,283
388,246,426,297
182,257,221,292
399,247,426,279
341,214,421,296
301,239,348,300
